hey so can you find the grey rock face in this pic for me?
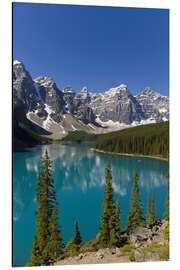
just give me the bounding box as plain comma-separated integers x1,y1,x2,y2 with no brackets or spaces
76,87,91,104
13,61,66,131
76,104,95,124
34,76,65,123
136,87,169,122
62,86,76,114
129,219,167,246
62,86,95,123
95,250,105,259
130,227,151,244
134,248,163,262
89,84,144,124
34,76,65,111
13,60,40,112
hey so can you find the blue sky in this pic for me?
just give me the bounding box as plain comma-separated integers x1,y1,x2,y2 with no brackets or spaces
13,3,169,96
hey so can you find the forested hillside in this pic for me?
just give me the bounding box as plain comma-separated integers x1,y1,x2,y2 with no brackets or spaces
61,131,99,142
93,122,169,158
13,98,51,151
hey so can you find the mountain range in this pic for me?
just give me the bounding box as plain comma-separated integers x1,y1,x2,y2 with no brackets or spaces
13,60,169,140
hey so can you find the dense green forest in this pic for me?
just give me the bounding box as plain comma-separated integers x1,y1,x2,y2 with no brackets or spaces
61,130,99,142
93,122,169,159
14,122,51,146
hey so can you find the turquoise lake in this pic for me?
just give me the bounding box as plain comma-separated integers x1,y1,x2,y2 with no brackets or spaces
13,142,168,267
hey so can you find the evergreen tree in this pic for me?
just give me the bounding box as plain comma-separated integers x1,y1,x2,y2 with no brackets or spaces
27,150,63,266
163,170,169,241
116,199,122,233
147,194,152,225
109,199,122,247
26,235,42,266
43,201,63,263
73,220,82,246
151,193,156,223
127,168,145,232
164,170,169,221
98,161,122,247
98,161,115,247
66,220,82,255
147,193,156,225
65,239,78,255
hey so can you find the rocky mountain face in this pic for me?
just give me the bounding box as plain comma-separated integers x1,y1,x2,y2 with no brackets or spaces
13,60,169,139
136,87,169,122
33,76,65,124
13,60,39,112
90,84,145,124
62,86,95,123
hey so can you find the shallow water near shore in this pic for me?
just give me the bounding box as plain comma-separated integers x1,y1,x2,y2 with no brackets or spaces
13,142,168,267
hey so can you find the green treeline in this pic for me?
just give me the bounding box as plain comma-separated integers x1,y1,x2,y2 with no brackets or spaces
93,121,169,158
27,151,169,266
62,130,99,142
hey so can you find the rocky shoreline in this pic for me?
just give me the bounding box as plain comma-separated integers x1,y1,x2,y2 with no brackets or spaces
55,219,169,266
90,148,168,162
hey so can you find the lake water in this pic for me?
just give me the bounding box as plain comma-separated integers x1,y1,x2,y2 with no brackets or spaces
13,142,168,267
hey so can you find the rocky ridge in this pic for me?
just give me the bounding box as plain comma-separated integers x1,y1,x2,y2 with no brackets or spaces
55,219,169,266
13,60,169,139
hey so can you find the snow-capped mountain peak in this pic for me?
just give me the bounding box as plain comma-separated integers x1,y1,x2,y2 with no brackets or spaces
119,84,128,90
81,87,89,93
137,87,161,98
34,76,56,89
13,59,22,65
136,87,169,122
105,84,129,96
62,86,75,94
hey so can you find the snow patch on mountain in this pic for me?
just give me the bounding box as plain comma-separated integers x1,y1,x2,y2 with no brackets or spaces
13,60,22,65
159,108,167,113
44,104,54,115
88,123,96,129
34,76,56,89
26,112,39,125
42,104,57,130
96,115,128,128
71,125,77,131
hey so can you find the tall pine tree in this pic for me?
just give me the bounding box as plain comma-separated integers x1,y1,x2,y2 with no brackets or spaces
147,193,156,225
27,150,63,266
43,201,63,263
151,193,156,223
127,168,145,232
147,194,152,225
163,170,169,241
73,221,82,246
98,161,122,248
109,198,122,247
164,170,169,221
116,199,122,233
66,220,82,255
